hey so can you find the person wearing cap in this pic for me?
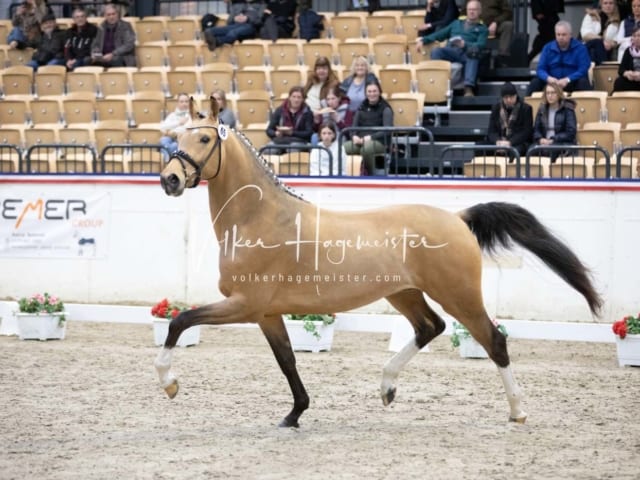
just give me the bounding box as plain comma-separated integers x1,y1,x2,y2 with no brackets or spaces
484,82,533,156
26,13,66,70
90,2,136,67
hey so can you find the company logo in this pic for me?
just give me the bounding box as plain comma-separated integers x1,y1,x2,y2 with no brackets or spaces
2,198,87,229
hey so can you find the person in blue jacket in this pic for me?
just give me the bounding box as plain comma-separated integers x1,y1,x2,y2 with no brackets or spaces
526,20,593,95
416,0,488,97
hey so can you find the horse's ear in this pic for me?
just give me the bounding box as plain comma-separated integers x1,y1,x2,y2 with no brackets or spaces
209,95,220,120
189,96,196,120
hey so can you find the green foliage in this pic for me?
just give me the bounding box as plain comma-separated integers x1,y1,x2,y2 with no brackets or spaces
450,321,508,348
286,314,336,340
18,292,66,324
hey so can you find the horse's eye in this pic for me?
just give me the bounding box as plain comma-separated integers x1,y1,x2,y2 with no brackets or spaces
200,135,210,144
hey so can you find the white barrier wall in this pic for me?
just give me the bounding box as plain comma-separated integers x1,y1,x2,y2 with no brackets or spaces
1,175,638,324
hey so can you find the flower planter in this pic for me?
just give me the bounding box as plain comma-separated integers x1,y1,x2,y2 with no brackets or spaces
284,319,335,353
153,319,200,347
16,312,67,341
457,332,489,359
615,334,640,367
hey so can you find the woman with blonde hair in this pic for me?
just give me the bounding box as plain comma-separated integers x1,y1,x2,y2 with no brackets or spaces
532,82,577,160
211,89,237,128
339,56,379,112
580,0,620,64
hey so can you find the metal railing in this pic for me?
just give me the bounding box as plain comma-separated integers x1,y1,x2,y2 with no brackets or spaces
0,144,23,173
25,144,96,173
100,144,169,174
258,143,333,176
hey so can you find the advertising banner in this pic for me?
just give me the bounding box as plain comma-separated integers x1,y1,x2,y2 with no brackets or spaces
0,188,110,258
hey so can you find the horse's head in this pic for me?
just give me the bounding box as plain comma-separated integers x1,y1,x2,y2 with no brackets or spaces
160,95,229,196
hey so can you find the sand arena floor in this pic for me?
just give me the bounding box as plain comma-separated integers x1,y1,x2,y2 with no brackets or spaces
0,322,638,480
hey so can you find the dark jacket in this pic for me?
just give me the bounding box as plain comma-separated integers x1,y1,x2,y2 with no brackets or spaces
531,0,565,17
618,46,640,76
420,0,459,36
91,19,136,66
480,0,513,25
32,27,65,65
266,100,314,143
536,38,591,83
486,97,533,154
64,22,98,63
352,97,394,141
533,98,577,145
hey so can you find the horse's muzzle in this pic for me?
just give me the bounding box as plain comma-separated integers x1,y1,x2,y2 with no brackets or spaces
160,173,182,196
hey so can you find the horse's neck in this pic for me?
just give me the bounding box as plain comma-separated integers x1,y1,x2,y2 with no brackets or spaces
207,139,302,238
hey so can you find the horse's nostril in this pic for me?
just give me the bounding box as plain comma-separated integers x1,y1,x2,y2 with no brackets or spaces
168,174,179,187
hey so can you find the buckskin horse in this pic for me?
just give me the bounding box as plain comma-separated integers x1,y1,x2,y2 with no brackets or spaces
155,96,602,428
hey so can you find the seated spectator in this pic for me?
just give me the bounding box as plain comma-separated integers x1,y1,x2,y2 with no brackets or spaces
581,0,620,65
480,0,514,67
304,56,340,123
203,0,263,50
297,0,324,41
613,26,640,91
319,85,354,133
416,0,488,97
212,89,237,128
614,0,640,62
260,0,297,40
484,82,533,156
532,82,577,161
339,56,379,112
64,7,98,70
418,0,459,37
27,13,65,70
90,3,136,67
310,121,347,176
343,80,394,175
526,21,592,95
7,0,42,50
266,86,314,153
160,93,192,157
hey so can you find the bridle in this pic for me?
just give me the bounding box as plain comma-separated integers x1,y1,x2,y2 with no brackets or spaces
168,124,223,188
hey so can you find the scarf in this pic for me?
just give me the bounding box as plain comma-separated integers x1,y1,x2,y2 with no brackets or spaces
629,45,640,58
499,101,520,140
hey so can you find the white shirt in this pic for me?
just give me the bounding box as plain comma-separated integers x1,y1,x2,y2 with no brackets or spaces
310,141,347,176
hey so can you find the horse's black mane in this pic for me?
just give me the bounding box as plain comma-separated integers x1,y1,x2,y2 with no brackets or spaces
231,128,307,203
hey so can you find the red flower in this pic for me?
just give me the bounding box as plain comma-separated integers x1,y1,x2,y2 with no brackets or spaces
151,299,197,320
171,308,180,319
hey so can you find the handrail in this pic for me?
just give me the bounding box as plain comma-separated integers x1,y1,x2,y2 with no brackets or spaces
258,143,334,176
526,144,610,179
25,144,96,174
441,144,521,178
0,144,23,174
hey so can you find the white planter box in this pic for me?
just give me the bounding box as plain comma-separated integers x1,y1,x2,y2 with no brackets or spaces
16,312,67,341
153,319,200,347
458,334,489,359
615,334,640,367
285,319,335,353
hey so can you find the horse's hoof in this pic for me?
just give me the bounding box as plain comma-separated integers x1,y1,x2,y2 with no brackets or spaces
164,379,179,399
278,417,299,428
381,387,396,406
509,414,527,424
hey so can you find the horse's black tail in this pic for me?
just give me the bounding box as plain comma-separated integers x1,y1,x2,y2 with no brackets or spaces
459,202,603,317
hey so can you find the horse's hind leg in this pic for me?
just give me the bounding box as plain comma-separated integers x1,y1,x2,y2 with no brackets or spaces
381,289,446,406
259,314,309,428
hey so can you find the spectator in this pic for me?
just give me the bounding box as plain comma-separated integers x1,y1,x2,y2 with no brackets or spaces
532,82,577,161
614,0,640,61
416,0,488,97
529,0,565,64
211,89,237,128
203,0,263,50
480,0,514,66
319,85,354,134
260,0,297,40
160,93,192,157
297,0,324,41
304,56,340,124
339,56,379,112
613,26,640,91
27,13,65,70
526,21,592,95
64,7,98,70
581,0,620,65
484,82,533,156
310,121,347,176
418,0,459,37
7,1,42,50
90,3,136,67
266,86,314,153
343,79,394,176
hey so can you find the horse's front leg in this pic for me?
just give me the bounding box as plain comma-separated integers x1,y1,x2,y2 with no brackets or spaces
259,314,309,428
154,296,251,399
